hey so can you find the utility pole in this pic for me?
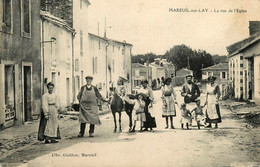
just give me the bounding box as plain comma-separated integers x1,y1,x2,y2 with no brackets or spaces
104,18,107,38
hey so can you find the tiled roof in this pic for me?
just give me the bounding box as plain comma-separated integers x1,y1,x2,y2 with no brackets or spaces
132,63,148,68
88,33,133,46
226,34,260,56
201,63,228,71
40,11,75,33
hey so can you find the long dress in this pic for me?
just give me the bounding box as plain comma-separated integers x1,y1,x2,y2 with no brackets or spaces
138,86,154,128
161,85,176,117
205,83,222,123
77,85,105,125
39,92,60,139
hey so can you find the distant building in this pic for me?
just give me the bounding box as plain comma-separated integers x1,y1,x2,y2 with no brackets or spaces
149,63,165,84
132,63,149,89
172,68,193,86
201,63,229,97
160,59,176,78
201,63,228,80
227,21,260,103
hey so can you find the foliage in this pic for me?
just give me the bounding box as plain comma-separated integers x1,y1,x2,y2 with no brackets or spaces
212,55,228,64
41,0,73,26
131,52,157,64
132,44,228,80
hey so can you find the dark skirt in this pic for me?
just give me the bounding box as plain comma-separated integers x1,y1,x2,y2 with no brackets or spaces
206,104,222,123
143,97,154,129
38,111,61,141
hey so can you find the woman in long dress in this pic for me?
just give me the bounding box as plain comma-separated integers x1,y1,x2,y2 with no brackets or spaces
138,80,154,132
205,76,222,128
161,77,177,129
38,82,60,144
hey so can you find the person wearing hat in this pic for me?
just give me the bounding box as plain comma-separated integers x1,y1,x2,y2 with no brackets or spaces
138,80,154,132
77,76,108,137
161,77,177,129
38,82,61,144
205,76,221,128
181,74,201,124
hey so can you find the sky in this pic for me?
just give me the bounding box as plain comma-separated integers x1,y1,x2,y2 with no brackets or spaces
88,0,260,56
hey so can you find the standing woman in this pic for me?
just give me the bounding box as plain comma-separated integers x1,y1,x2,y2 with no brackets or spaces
205,76,222,128
138,80,154,132
38,82,60,144
161,77,177,129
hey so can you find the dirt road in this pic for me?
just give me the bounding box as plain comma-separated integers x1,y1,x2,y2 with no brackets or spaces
1,89,260,167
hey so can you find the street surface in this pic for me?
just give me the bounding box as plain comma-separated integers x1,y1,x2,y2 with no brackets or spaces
1,88,260,167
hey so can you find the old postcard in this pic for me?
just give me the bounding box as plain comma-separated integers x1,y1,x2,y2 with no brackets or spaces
0,0,259,166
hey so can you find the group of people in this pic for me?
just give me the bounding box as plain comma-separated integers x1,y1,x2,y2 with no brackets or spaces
38,74,222,144
161,74,222,130
38,76,108,144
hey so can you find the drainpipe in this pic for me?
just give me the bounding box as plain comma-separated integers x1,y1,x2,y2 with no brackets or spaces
41,19,45,95
105,41,110,98
72,32,76,102
130,45,133,93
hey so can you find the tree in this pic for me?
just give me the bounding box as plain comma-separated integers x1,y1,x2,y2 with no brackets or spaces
132,52,157,64
212,55,228,64
41,0,73,26
164,44,193,70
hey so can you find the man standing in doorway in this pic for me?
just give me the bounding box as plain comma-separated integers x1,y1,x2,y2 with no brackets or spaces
181,74,201,124
77,76,108,138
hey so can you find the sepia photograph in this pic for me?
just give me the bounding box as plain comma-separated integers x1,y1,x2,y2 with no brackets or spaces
0,0,260,166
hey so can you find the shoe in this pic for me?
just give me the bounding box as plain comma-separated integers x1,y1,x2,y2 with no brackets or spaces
45,140,50,144
150,129,154,132
143,128,148,131
130,129,135,132
89,133,94,137
205,125,212,128
50,140,59,143
78,134,84,137
139,129,144,132
171,126,175,129
165,126,169,129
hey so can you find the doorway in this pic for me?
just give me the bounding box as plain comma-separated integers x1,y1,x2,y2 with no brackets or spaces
23,65,32,122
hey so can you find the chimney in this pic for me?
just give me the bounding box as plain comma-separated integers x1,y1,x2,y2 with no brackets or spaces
249,21,260,36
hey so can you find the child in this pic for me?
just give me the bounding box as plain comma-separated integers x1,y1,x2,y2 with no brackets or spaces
123,93,146,132
178,103,192,129
191,99,207,129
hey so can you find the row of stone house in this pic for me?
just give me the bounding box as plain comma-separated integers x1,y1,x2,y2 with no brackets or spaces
0,0,132,129
227,21,260,104
132,59,175,89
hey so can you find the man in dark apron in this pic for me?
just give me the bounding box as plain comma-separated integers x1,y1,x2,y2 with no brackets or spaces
77,76,108,137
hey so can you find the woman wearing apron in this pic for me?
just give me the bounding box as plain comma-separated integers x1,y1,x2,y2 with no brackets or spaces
138,80,154,132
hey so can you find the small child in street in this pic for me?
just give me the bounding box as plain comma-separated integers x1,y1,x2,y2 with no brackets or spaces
123,93,146,132
191,99,207,129
178,103,192,129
